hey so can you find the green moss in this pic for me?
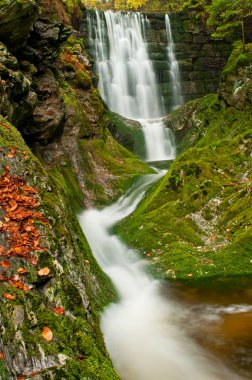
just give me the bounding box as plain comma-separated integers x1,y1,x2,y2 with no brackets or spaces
222,42,252,79
78,131,153,205
116,97,252,280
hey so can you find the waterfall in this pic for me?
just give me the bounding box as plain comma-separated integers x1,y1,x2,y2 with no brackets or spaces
88,10,175,162
165,14,184,109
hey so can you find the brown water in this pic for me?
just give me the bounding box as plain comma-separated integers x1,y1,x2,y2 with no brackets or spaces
166,277,252,379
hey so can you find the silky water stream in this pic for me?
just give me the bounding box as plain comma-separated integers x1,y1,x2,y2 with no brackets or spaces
80,11,252,380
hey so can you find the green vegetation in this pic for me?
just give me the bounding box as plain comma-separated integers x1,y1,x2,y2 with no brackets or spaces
116,99,252,280
206,0,252,49
115,44,252,281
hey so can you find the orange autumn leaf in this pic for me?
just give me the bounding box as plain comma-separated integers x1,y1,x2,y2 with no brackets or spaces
0,260,10,268
21,186,38,194
53,306,65,315
0,352,4,359
6,153,15,158
38,267,50,276
17,376,26,380
41,326,53,341
3,293,16,300
22,284,30,292
17,267,28,274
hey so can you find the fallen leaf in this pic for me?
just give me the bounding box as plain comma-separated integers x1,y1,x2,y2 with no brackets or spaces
0,260,10,268
17,376,25,380
6,153,15,158
38,267,50,276
3,293,16,300
17,267,28,274
41,326,53,341
0,352,4,359
22,284,30,292
53,306,65,315
22,150,27,155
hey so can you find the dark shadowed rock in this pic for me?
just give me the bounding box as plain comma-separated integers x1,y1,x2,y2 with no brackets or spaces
0,0,38,50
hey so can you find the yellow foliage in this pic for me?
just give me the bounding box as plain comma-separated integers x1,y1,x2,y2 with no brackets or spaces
82,0,184,11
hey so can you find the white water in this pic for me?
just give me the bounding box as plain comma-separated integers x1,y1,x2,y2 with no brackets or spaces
79,175,244,380
89,10,174,162
165,14,183,109
82,11,246,380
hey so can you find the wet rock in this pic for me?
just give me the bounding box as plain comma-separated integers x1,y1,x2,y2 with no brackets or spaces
0,42,37,126
220,65,252,111
0,0,38,51
23,69,65,144
21,18,71,66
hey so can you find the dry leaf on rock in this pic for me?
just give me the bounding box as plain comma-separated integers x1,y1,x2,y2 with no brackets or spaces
0,260,10,268
38,267,50,276
3,293,16,300
53,306,65,315
41,326,53,341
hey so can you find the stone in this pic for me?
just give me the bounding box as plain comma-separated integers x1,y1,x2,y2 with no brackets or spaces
21,69,65,144
12,306,25,329
0,0,38,50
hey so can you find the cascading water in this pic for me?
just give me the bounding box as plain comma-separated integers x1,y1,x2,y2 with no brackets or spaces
81,11,248,380
79,175,246,380
88,10,175,162
165,14,184,109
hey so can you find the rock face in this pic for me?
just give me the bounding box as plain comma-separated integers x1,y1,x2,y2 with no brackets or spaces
146,11,237,112
0,0,38,50
219,44,252,111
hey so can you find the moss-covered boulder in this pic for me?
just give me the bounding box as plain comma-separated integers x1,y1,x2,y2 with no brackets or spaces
0,0,38,50
0,116,119,379
220,42,252,111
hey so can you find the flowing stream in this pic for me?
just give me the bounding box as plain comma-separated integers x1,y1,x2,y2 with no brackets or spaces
81,11,250,379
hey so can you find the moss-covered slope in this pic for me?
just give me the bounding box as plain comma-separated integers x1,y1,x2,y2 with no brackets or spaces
0,116,120,379
116,45,252,281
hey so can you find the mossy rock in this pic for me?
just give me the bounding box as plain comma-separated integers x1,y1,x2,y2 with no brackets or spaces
0,115,119,378
0,0,38,50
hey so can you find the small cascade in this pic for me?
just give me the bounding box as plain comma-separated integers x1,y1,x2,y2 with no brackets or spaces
88,10,175,162
165,14,183,109
140,119,175,162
